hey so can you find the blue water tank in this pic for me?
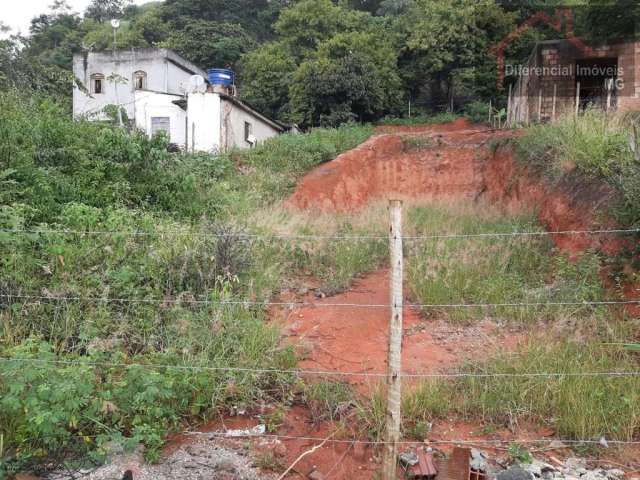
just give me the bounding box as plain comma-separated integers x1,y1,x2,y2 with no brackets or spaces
207,68,235,87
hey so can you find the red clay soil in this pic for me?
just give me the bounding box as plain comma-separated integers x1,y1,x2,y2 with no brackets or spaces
483,143,640,313
281,269,522,391
287,118,619,257
286,119,516,212
287,118,639,309
483,145,615,256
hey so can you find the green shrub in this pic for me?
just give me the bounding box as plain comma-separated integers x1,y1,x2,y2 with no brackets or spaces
0,91,232,223
463,100,491,124
0,318,296,471
514,110,640,227
303,381,353,423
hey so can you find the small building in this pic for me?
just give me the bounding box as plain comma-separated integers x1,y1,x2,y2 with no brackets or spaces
73,48,285,152
508,38,640,124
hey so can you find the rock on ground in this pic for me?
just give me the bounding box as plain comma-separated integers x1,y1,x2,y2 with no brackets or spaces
45,441,274,480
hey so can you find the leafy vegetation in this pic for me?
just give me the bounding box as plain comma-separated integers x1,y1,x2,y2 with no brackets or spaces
0,90,373,474
514,110,640,228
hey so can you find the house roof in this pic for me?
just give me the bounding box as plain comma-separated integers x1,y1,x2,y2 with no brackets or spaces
219,93,287,132
74,48,207,78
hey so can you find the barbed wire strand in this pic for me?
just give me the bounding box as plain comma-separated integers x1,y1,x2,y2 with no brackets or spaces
1,227,639,240
2,293,639,309
1,357,639,379
184,431,640,446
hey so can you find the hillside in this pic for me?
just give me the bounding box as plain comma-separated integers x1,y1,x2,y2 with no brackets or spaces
2,90,639,478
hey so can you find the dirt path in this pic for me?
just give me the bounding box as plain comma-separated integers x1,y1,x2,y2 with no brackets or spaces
266,269,526,479
281,269,522,390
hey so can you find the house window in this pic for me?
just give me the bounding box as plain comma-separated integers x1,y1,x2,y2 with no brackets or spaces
244,121,253,144
91,74,104,94
134,71,147,90
151,117,170,137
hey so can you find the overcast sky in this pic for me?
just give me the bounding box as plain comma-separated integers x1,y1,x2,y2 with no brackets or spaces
1,0,149,38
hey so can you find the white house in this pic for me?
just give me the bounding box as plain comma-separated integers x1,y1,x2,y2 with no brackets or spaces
73,48,285,152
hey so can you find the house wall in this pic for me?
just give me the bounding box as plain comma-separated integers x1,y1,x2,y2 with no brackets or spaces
73,48,205,121
186,93,222,153
220,97,282,150
133,91,187,147
186,93,282,153
511,39,640,124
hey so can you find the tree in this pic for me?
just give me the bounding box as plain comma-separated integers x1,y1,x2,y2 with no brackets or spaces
161,0,291,39
274,0,368,59
396,0,515,110
82,19,147,51
130,4,171,46
160,21,256,69
289,32,402,127
85,0,131,22
240,42,297,120
23,3,84,69
0,34,74,103
579,0,640,40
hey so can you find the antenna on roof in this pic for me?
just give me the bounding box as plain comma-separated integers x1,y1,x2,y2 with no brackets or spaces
188,75,207,94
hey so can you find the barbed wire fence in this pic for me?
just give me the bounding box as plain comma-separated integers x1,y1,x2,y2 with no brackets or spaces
1,201,640,478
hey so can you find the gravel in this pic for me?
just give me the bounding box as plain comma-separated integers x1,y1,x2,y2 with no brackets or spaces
44,441,274,480
514,458,630,480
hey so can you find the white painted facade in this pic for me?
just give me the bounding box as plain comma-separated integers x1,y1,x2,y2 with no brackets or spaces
73,48,205,124
73,48,285,151
133,91,187,147
187,92,284,153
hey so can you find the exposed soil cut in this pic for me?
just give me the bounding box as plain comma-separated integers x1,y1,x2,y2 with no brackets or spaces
287,119,623,258
280,269,523,390
286,119,516,212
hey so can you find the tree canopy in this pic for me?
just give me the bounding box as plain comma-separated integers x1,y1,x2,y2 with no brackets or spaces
1,0,638,127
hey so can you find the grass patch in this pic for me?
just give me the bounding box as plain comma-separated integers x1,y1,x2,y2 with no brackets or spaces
377,112,462,126
303,380,353,423
514,109,640,228
223,125,373,217
400,339,640,441
405,203,609,323
247,204,389,292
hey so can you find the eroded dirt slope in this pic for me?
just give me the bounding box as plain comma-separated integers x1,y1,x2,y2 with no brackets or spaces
286,118,514,212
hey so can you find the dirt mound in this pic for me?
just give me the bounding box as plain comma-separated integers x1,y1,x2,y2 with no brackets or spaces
286,121,516,212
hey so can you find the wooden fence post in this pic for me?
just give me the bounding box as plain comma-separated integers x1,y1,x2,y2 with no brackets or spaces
382,199,404,480
537,88,542,122
506,83,512,127
575,81,581,118
552,84,557,122
606,78,613,113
